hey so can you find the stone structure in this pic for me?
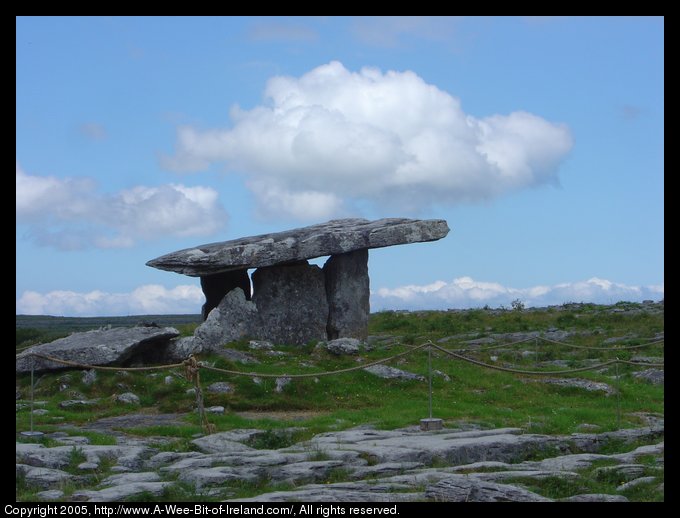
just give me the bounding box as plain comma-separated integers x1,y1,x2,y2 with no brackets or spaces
147,218,449,346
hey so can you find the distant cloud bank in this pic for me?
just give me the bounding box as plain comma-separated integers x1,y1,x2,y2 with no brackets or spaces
16,163,227,250
372,276,664,310
16,277,663,317
163,61,573,220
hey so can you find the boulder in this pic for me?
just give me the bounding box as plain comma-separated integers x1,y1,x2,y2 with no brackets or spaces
206,382,233,394
116,393,140,405
325,338,364,355
16,326,179,373
363,365,425,381
147,218,449,276
633,368,664,385
192,288,258,351
200,270,251,320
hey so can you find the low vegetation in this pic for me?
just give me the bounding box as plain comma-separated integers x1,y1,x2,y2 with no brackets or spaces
16,301,663,501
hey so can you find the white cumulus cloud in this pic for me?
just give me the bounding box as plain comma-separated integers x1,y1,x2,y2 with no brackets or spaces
162,61,573,220
16,163,227,250
372,276,664,310
16,284,204,316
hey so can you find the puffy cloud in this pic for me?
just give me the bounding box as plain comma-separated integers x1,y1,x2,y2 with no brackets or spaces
373,276,664,310
163,61,573,220
16,163,227,250
16,284,204,316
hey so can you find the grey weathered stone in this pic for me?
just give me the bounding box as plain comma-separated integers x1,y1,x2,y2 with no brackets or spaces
18,421,665,503
162,336,202,362
82,369,97,386
147,218,450,277
59,399,99,409
36,490,65,500
633,368,664,385
191,430,260,454
325,338,363,355
72,482,174,502
16,443,151,470
192,288,258,351
275,377,291,393
593,464,646,481
616,476,657,491
425,476,552,502
200,270,251,320
101,472,161,486
562,494,629,502
363,365,425,381
530,377,616,395
324,250,369,340
116,393,140,405
207,406,225,414
16,326,179,373
252,262,329,345
16,464,74,489
206,382,233,394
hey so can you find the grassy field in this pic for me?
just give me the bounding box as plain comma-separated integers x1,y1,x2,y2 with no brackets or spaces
16,302,663,435
16,302,663,501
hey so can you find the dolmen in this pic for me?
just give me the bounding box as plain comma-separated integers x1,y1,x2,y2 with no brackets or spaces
147,218,449,348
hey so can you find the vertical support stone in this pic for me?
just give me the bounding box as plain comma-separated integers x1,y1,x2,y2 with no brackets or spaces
323,249,369,340
200,270,251,321
252,262,329,346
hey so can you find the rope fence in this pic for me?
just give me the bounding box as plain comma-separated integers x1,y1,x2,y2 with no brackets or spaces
16,334,664,434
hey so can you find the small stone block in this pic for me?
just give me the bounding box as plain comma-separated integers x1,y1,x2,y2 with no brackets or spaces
420,418,443,431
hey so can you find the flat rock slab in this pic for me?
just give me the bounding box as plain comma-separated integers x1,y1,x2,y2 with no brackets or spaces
16,326,179,373
146,218,449,276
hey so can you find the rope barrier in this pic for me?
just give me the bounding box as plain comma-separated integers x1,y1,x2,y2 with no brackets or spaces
17,338,663,380
538,336,665,351
23,353,185,372
449,336,536,352
430,343,663,375
16,339,663,436
199,342,431,379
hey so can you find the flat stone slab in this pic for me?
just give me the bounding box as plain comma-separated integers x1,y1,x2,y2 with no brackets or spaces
146,218,450,276
16,326,180,373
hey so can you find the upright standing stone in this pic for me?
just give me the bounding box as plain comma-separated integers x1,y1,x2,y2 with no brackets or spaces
252,262,328,346
200,270,251,321
323,250,369,340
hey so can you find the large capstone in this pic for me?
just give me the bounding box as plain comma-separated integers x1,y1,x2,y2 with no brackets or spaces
323,250,369,340
146,218,449,276
200,270,251,321
252,262,329,346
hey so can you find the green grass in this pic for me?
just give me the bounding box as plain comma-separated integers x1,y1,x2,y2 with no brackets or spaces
16,303,663,501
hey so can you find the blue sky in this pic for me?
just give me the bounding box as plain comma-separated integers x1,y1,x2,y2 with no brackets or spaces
16,16,664,315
